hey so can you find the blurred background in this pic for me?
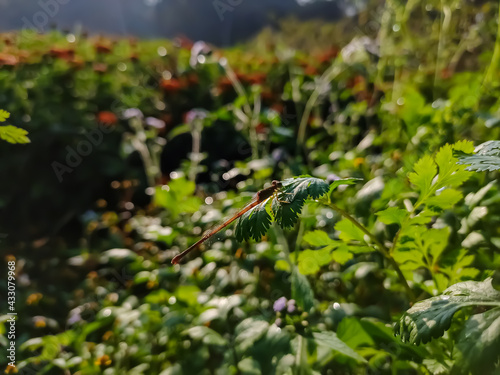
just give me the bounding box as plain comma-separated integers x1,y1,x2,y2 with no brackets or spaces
0,0,354,45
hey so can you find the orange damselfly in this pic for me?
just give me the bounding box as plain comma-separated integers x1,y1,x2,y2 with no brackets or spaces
171,180,283,264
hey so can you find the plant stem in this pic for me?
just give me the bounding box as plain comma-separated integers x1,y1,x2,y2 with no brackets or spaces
326,202,416,301
296,63,341,153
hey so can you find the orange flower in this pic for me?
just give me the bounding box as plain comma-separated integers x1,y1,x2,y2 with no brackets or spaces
97,111,118,125
0,53,18,66
26,293,43,305
4,364,18,374
95,354,112,367
353,157,365,167
102,331,113,341
34,316,46,328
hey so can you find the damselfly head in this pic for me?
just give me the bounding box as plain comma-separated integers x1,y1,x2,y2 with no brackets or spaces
271,180,282,189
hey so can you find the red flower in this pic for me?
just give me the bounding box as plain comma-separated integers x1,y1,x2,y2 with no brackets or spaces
304,65,319,76
49,47,75,60
97,111,118,125
160,78,183,93
216,76,233,94
316,47,339,64
93,63,108,73
95,43,112,54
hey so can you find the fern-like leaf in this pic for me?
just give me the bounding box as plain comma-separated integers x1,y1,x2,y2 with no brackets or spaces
456,140,500,172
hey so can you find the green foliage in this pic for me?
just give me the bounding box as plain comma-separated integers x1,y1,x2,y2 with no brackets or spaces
395,278,500,373
457,140,500,172
0,109,29,144
5,5,500,372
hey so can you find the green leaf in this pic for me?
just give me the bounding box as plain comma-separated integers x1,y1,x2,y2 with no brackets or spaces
183,326,227,346
408,155,437,198
272,176,329,228
425,188,463,211
0,109,10,122
154,177,201,219
0,125,30,144
376,207,408,226
303,230,335,247
174,285,200,306
328,177,362,195
457,140,500,172
337,317,375,348
331,245,354,264
335,218,366,243
235,200,272,242
453,307,500,374
297,247,333,275
395,278,500,344
312,331,366,363
291,267,314,312
237,358,262,375
434,144,471,187
235,318,269,352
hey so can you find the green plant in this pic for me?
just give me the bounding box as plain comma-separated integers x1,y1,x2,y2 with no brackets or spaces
0,109,29,144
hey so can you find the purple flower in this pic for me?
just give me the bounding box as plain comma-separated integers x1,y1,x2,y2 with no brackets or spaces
122,108,143,120
287,299,296,314
145,117,166,129
185,108,208,123
273,297,287,312
275,318,283,327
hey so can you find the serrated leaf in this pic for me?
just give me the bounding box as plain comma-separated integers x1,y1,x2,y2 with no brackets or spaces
453,307,500,374
376,207,408,226
272,176,330,228
291,267,314,312
303,230,335,247
0,109,10,122
408,155,437,198
395,278,500,345
0,125,30,144
312,331,366,363
297,247,333,275
235,200,272,242
335,218,366,243
328,177,362,195
426,188,463,210
435,144,471,187
457,140,500,172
